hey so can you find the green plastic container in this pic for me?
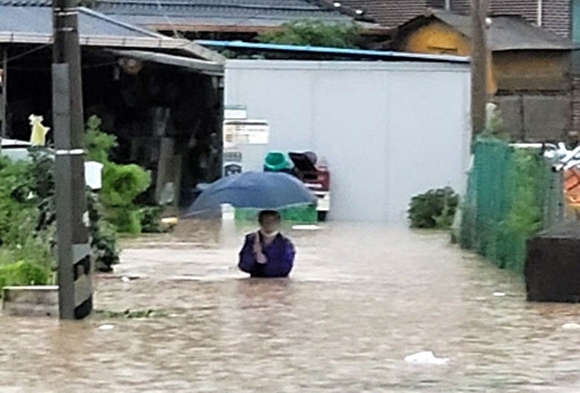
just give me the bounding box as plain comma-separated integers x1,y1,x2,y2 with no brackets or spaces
264,151,291,172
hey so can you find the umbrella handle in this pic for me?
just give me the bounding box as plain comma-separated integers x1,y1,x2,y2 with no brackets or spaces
253,231,262,255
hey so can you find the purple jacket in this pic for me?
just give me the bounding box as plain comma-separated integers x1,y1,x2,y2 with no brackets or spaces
238,232,295,278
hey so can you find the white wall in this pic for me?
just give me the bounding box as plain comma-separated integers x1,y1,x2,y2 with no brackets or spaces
225,60,471,222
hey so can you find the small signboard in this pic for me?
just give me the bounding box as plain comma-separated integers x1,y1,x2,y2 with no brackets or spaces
224,120,269,146
224,105,247,120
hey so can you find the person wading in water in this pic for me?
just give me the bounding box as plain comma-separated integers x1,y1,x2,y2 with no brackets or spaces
238,210,295,278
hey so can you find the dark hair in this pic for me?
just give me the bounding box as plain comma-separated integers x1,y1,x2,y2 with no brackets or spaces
258,210,281,223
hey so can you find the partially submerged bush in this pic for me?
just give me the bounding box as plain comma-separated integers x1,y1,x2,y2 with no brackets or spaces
0,261,51,291
408,187,459,229
85,118,153,235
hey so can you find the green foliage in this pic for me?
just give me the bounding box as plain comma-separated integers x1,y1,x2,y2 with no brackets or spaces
85,115,118,164
408,187,459,229
258,19,362,48
101,164,151,207
0,261,50,290
83,117,152,234
107,207,143,234
140,206,165,233
502,149,543,237
87,190,120,272
0,153,56,270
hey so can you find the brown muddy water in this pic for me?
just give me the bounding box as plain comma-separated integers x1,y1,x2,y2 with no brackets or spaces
1,220,580,392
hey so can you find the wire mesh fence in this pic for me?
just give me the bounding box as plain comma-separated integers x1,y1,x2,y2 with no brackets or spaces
459,138,564,272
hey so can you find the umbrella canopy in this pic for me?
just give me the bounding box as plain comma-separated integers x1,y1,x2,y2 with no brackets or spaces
184,171,317,217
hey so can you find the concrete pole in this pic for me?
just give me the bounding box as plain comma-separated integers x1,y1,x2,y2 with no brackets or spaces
52,0,93,320
471,0,489,138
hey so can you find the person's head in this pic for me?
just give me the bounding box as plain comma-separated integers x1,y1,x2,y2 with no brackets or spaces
258,210,281,236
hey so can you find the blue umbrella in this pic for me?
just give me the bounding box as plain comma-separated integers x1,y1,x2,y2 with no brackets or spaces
184,171,317,217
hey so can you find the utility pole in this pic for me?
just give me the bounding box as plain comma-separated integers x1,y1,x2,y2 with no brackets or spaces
52,0,93,319
471,0,489,137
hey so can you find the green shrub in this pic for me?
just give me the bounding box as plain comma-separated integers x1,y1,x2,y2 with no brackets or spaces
101,163,151,208
259,19,362,48
85,115,118,164
87,190,120,272
0,260,50,290
106,207,142,234
408,187,459,229
140,206,165,233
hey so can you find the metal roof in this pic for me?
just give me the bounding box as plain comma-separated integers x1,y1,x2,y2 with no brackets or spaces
109,49,224,75
196,40,469,62
92,0,357,32
399,10,575,52
0,5,225,63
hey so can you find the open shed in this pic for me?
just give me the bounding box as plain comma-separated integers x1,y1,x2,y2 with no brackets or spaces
0,3,225,207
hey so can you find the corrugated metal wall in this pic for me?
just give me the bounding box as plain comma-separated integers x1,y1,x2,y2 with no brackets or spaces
225,60,471,222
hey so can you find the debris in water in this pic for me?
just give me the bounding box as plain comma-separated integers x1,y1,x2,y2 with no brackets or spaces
493,292,506,297
292,225,321,231
121,276,131,283
161,217,178,225
98,324,114,331
562,323,580,330
405,351,449,365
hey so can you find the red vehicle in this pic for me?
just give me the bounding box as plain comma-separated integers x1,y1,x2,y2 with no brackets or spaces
288,151,330,221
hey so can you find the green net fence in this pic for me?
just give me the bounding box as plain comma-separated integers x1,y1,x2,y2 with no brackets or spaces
459,138,564,272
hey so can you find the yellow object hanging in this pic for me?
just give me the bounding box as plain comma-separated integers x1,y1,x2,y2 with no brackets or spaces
29,114,50,146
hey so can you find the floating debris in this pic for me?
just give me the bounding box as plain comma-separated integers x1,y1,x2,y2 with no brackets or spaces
292,225,321,231
95,309,168,319
562,323,580,330
405,351,449,365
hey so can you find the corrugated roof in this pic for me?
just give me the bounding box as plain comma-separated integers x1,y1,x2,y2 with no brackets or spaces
196,39,469,62
338,0,430,28
0,5,158,38
0,5,225,62
92,0,356,31
109,49,224,75
399,10,574,51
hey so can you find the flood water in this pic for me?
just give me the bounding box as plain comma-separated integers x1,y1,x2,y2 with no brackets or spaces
2,220,580,392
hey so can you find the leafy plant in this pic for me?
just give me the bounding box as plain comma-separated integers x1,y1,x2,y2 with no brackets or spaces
258,19,362,48
140,206,165,233
85,115,118,164
83,117,153,234
87,190,120,272
101,164,151,207
502,150,543,237
408,187,459,229
0,260,50,290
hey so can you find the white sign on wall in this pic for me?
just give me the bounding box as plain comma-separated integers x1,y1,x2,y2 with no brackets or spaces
224,105,247,120
224,120,269,146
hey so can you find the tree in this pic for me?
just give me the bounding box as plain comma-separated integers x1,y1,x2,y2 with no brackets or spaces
258,19,362,48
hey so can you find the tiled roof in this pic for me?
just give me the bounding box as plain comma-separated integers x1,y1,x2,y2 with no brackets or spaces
397,10,575,51
92,0,357,31
338,0,431,28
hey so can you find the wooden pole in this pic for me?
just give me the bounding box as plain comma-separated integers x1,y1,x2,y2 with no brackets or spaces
471,0,489,138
